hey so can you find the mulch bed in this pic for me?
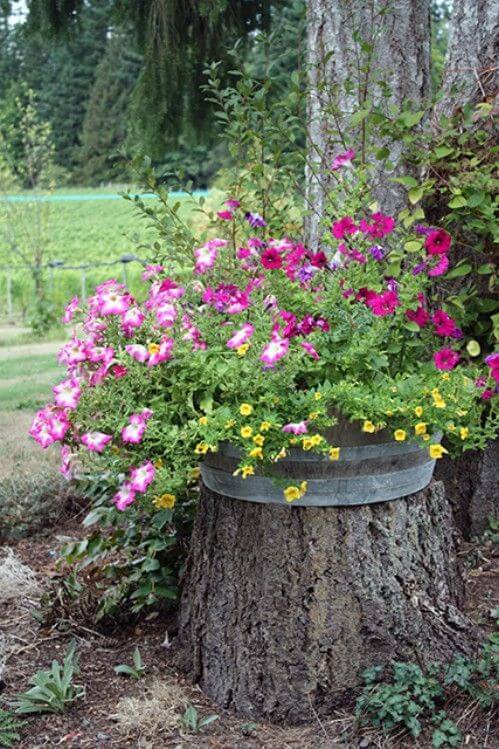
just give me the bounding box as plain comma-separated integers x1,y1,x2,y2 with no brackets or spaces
1,518,497,748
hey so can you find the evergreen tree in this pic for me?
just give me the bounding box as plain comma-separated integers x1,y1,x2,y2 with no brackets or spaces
77,28,141,183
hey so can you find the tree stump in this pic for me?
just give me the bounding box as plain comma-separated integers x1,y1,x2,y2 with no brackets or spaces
175,479,480,724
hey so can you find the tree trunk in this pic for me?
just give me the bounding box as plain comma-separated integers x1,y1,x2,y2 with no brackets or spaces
305,0,431,249
176,480,478,724
434,0,498,120
435,439,499,540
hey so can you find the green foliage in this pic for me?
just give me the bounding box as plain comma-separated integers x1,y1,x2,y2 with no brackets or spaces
59,471,192,620
114,647,146,679
0,708,24,749
180,705,219,734
356,643,498,746
12,641,84,714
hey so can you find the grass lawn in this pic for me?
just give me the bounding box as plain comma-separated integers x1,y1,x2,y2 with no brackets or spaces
0,346,62,411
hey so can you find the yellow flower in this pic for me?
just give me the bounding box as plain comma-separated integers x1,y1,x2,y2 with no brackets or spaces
260,421,271,432
289,437,298,445
302,437,314,451
414,406,423,417
274,448,287,461
448,423,456,432
314,392,322,401
189,467,201,480
148,342,160,355
225,419,236,429
208,444,218,453
154,458,164,469
422,433,430,441
198,416,209,426
253,434,265,446
153,493,176,510
414,422,427,436
310,434,323,446
363,421,376,433
111,445,120,455
240,403,253,416
249,447,263,459
429,443,448,459
194,442,209,455
394,429,406,441
329,447,340,461
441,372,450,381
241,426,253,439
432,391,446,408
308,411,319,421
300,481,308,494
386,410,393,417
284,485,301,502
241,465,255,479
460,427,469,440
237,343,249,356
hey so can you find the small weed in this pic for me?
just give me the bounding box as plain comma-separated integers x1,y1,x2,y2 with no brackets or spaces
114,647,146,679
180,705,219,734
0,707,24,748
12,640,84,714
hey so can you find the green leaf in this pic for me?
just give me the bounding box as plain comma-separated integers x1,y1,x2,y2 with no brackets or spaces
434,146,454,160
448,195,468,209
405,321,421,333
350,108,371,126
408,187,424,204
404,240,423,252
446,263,472,279
477,263,494,275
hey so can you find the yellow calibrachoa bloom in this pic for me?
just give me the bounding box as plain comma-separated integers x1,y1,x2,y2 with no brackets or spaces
194,442,209,455
302,437,314,450
429,444,448,459
308,411,319,420
189,467,201,480
414,422,427,436
249,447,263,459
148,342,160,355
414,406,423,417
153,493,176,510
423,433,430,441
274,447,287,461
284,486,301,502
310,434,323,446
260,421,271,432
441,372,450,381
329,447,340,461
394,429,406,441
198,416,209,426
240,403,253,416
154,458,164,469
363,420,376,433
432,390,446,408
241,465,255,478
253,434,265,446
225,419,236,429
300,481,308,494
241,426,253,439
237,343,249,356
386,410,393,417
460,427,469,440
111,445,120,455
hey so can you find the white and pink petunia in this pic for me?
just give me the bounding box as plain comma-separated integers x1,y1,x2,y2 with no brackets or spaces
260,334,289,367
226,323,255,349
121,421,146,444
81,431,112,453
282,421,308,435
125,344,149,363
113,483,137,511
129,461,156,493
62,296,79,324
148,338,174,367
53,378,82,410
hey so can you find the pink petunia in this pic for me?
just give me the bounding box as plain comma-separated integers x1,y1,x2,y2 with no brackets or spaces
53,378,82,410
99,290,131,316
434,348,460,371
114,483,137,511
121,421,146,444
217,210,234,221
142,264,164,281
59,445,73,480
366,291,400,317
485,352,499,382
405,306,430,328
331,149,355,171
155,302,177,328
432,310,458,337
332,216,358,240
301,341,320,360
425,228,451,255
260,334,289,367
225,198,241,209
226,323,255,349
129,461,156,493
428,255,449,277
359,213,395,239
62,296,79,324
81,431,112,453
261,248,283,270
125,344,149,363
58,337,87,367
282,421,308,435
148,338,173,367
121,307,145,331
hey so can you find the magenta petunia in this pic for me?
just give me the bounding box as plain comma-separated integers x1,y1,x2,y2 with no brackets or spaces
226,323,255,349
434,348,460,371
282,421,308,435
428,255,449,277
331,149,355,171
260,334,289,367
114,483,136,511
405,306,429,328
261,248,283,270
425,228,451,255
81,431,112,453
366,291,400,317
331,216,358,240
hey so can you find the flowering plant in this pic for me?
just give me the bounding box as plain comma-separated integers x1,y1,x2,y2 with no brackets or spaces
30,167,498,509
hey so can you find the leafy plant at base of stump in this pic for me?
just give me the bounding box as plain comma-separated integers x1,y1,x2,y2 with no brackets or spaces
355,639,498,747
12,641,84,714
0,708,24,749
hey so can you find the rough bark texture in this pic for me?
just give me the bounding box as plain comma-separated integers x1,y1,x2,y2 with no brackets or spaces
176,480,479,724
435,439,499,540
305,0,431,249
435,0,499,119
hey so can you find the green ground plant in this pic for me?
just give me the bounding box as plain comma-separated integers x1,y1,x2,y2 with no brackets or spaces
0,708,24,748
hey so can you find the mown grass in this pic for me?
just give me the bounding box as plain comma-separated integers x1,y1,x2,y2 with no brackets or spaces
0,352,62,410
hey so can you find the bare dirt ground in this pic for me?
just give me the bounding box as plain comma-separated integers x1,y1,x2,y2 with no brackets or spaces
0,410,58,480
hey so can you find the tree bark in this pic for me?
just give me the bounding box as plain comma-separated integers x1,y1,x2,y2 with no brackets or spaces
176,480,479,724
305,0,431,249
435,439,499,540
434,0,499,120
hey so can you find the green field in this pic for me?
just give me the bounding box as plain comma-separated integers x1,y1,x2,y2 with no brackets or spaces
0,186,219,321
0,348,62,410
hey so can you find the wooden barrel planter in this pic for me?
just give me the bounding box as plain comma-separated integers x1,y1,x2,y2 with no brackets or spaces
175,420,479,724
